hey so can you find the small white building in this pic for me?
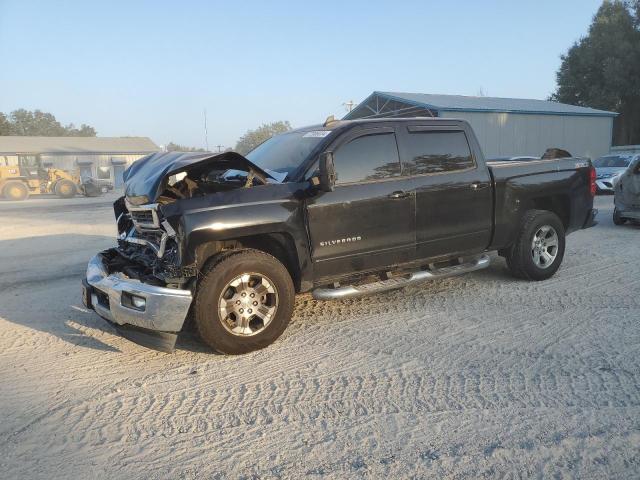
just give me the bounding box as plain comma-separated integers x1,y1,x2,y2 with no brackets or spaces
0,136,159,188
344,92,617,160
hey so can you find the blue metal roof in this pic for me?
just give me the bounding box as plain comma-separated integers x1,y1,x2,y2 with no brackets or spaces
367,91,618,117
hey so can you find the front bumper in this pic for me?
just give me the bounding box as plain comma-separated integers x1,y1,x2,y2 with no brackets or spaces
83,253,193,351
616,203,640,221
595,179,616,193
621,211,640,220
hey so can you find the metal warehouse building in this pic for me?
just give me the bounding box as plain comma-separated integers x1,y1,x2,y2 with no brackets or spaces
0,136,159,188
344,92,617,160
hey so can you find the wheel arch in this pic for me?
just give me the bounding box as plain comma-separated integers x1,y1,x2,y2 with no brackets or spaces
530,194,570,230
195,232,304,292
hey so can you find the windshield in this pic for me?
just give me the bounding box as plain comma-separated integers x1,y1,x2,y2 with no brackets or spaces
245,130,328,180
594,155,632,168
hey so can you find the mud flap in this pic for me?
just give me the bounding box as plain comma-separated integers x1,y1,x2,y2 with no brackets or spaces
113,323,178,353
583,208,598,229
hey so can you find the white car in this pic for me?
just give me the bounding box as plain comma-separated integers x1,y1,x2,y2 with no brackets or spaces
613,156,640,225
594,153,639,193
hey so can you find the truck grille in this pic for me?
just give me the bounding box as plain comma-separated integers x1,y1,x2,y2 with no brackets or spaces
128,204,160,229
130,210,154,225
136,229,164,244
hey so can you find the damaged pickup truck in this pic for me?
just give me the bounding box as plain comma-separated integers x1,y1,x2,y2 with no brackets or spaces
82,118,598,354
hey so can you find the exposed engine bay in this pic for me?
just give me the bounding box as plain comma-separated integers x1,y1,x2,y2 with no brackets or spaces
107,196,193,288
105,152,275,288
156,166,269,205
121,150,277,205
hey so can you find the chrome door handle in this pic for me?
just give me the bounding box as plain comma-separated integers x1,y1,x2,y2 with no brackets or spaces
471,183,488,190
388,190,409,199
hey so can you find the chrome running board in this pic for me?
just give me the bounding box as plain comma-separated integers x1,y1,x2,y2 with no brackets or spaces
312,254,490,300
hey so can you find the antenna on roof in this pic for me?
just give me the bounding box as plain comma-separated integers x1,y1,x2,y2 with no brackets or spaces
323,115,337,127
343,100,356,112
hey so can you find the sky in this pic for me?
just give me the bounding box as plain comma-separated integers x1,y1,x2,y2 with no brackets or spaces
0,0,604,150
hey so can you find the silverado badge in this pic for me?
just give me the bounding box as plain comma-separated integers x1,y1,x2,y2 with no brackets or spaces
320,236,362,247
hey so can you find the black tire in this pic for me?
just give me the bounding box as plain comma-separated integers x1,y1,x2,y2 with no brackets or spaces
194,249,295,354
82,181,102,197
54,179,77,198
613,207,626,226
2,181,29,201
505,209,566,281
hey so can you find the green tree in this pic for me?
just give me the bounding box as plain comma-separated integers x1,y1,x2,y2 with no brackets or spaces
66,123,97,136
9,109,65,136
551,1,640,145
234,121,292,155
165,142,206,152
1,109,97,136
0,113,13,135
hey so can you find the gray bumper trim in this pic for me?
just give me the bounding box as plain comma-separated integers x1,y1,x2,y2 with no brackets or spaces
85,253,193,333
620,210,640,220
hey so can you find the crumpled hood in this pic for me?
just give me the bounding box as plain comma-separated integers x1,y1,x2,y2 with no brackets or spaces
123,151,275,203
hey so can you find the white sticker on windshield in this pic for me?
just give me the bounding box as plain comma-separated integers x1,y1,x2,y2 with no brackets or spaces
303,131,331,138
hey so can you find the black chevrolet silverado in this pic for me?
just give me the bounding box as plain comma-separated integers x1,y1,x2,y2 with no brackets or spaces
82,118,598,353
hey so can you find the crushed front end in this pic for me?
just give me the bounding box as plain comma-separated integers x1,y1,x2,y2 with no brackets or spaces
82,197,196,352
82,151,277,352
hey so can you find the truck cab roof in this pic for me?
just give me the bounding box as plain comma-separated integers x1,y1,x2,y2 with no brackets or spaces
290,117,470,134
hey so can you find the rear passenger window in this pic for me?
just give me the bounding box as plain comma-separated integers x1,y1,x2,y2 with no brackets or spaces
334,132,401,184
403,130,474,175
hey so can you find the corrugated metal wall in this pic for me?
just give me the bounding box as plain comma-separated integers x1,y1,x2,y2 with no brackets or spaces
1,153,148,189
39,154,145,171
438,110,613,160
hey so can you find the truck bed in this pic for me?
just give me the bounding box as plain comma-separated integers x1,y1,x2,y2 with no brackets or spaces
487,157,595,250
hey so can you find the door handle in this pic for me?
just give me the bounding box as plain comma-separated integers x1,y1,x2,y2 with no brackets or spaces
470,183,488,190
388,190,410,199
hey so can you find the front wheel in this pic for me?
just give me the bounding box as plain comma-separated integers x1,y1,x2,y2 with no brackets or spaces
505,210,566,281
194,249,295,354
54,179,77,198
613,207,626,225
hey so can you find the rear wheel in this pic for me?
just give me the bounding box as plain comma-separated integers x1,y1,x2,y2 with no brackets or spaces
54,179,77,198
613,207,626,225
2,181,29,201
505,210,566,281
194,249,295,354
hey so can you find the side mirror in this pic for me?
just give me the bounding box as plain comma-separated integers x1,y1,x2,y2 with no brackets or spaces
318,151,336,192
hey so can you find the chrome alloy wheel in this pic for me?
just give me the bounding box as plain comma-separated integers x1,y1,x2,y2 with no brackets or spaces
531,225,559,269
218,273,278,336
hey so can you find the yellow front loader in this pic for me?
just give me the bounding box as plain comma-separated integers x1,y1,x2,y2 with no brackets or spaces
0,157,103,201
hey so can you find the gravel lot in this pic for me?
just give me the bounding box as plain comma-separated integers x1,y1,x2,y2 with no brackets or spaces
0,194,638,479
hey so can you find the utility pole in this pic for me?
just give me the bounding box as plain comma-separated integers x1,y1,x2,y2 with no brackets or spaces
203,108,209,151
343,100,356,112
215,145,224,153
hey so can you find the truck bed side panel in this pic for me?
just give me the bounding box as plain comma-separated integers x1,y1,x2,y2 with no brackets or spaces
488,158,593,250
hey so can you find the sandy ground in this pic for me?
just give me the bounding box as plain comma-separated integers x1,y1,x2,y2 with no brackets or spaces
0,194,639,479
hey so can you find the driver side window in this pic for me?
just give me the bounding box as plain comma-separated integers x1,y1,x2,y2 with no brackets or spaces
333,132,401,184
